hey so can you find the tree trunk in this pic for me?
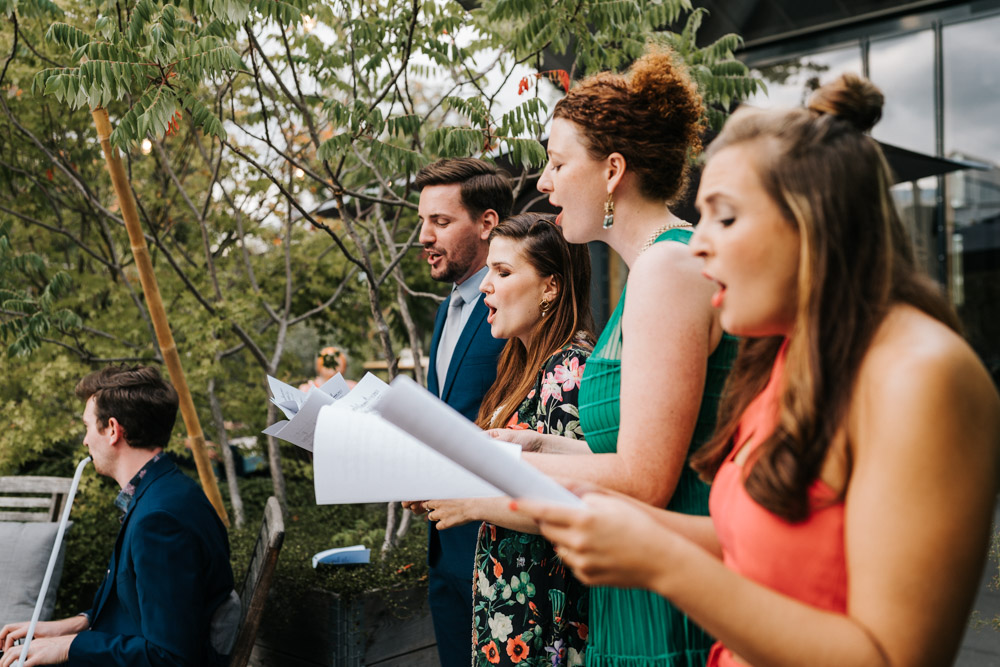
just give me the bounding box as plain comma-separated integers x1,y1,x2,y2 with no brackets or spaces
208,377,245,529
91,107,229,527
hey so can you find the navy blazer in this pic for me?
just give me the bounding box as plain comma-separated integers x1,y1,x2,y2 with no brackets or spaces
425,295,505,568
70,455,234,667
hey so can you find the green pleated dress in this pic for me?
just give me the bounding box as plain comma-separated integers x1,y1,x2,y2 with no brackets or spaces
578,228,738,667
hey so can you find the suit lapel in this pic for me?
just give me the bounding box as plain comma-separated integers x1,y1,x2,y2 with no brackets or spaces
442,297,487,401
90,457,174,624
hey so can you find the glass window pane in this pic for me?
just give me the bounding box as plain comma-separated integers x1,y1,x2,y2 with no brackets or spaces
943,14,1000,384
869,30,935,155
745,45,863,109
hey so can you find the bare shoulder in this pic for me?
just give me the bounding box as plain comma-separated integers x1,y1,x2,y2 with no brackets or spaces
627,239,715,309
860,306,994,401
629,237,706,284
853,304,1000,467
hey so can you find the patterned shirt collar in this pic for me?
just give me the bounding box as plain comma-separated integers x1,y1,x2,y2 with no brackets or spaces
114,451,166,516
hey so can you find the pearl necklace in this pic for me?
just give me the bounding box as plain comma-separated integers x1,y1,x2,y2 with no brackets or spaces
641,220,692,253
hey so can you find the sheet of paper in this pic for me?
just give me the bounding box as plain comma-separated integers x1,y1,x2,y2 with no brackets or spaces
374,375,583,507
262,420,289,436
318,374,350,400
263,373,355,449
270,398,298,420
270,389,338,451
313,405,519,503
336,373,389,412
267,375,305,411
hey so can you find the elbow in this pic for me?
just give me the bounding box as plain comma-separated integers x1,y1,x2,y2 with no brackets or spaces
630,479,674,508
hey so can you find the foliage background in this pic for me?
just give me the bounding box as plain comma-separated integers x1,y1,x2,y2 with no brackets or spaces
0,0,763,625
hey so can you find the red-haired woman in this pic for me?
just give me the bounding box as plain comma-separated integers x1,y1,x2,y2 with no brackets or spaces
495,48,738,667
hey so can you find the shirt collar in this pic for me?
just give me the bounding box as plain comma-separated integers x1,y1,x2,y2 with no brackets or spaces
454,265,487,306
114,451,166,516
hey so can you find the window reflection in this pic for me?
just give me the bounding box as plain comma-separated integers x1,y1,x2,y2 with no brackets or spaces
745,45,863,109
869,30,935,155
944,14,1000,381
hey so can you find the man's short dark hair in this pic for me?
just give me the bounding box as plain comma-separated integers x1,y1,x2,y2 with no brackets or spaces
413,158,514,222
75,366,179,450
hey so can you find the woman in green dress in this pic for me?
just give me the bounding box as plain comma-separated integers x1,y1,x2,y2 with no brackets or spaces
420,213,596,666
497,49,738,666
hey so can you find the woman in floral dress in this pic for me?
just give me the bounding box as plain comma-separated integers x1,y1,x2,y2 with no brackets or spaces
420,213,595,666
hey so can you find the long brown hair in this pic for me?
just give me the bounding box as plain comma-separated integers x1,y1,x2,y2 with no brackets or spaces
476,214,596,429
691,74,960,522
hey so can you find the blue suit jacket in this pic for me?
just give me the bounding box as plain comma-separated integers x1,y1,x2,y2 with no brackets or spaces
426,295,505,570
69,455,234,667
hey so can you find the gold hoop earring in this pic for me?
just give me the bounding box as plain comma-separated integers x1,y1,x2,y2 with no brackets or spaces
539,299,551,317
602,193,615,229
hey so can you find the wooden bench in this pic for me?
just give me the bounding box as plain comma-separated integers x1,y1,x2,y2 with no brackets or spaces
0,476,72,523
230,496,285,667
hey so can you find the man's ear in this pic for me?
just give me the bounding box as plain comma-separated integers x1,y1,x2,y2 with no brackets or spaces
105,417,125,446
479,209,500,241
606,152,627,194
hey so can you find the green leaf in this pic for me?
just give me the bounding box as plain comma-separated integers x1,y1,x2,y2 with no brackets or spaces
178,91,227,140
45,23,91,52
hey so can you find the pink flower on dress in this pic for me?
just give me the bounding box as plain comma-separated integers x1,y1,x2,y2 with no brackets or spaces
553,357,584,392
539,372,563,404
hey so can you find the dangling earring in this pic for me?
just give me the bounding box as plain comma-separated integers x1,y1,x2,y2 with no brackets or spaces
539,299,551,317
602,193,615,229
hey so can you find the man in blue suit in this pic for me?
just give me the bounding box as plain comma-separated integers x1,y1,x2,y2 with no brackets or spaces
0,366,235,667
410,158,511,667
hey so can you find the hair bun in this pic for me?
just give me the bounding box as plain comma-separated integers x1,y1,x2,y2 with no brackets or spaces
628,48,703,128
807,73,884,132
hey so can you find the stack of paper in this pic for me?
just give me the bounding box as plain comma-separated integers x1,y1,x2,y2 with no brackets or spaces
262,372,581,508
263,373,385,451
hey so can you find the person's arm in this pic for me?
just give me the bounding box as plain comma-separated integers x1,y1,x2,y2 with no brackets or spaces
0,617,90,654
521,326,1000,666
526,243,721,506
425,496,541,533
68,509,219,667
425,347,593,535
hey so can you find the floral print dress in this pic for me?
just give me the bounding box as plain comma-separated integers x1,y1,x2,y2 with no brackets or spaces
473,341,591,667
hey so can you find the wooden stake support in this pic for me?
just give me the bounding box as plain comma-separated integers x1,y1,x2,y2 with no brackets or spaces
92,107,230,527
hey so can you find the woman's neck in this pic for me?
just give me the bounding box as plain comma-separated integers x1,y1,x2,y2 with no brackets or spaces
604,196,688,268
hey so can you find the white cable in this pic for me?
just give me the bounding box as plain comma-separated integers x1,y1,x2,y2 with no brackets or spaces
17,456,91,667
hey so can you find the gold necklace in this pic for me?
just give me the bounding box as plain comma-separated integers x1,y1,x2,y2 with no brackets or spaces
641,220,692,253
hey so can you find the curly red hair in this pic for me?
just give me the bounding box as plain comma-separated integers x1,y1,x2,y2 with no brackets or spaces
553,48,705,203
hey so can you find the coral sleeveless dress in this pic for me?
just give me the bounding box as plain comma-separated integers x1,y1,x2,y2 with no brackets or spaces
578,228,739,667
707,340,847,667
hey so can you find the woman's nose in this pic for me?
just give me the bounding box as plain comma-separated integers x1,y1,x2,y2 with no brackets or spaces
537,162,553,193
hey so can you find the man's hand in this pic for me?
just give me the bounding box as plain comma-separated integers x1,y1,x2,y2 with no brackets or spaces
1,617,88,654
401,500,429,515
0,634,76,667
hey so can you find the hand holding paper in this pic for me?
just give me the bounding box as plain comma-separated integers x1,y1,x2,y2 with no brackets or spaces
374,375,582,507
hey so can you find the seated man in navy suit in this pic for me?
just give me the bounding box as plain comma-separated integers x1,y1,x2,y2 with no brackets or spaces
404,158,512,667
0,366,235,667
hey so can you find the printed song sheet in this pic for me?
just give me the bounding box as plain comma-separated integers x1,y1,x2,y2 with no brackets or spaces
313,405,520,503
374,375,583,507
263,373,377,451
